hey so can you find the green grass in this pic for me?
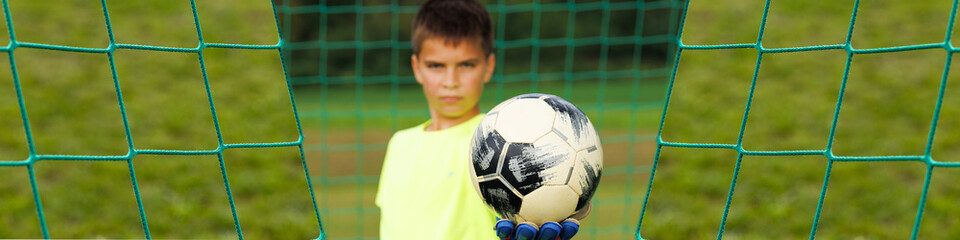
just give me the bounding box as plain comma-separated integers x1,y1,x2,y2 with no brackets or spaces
639,1,960,239
4,0,959,239
0,1,319,238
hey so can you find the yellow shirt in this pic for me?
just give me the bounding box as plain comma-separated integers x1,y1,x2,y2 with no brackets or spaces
376,114,498,239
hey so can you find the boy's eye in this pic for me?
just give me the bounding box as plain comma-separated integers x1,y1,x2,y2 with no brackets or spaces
460,63,475,68
428,63,443,69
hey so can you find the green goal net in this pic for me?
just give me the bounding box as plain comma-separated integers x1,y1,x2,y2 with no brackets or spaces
0,0,321,239
8,0,956,239
277,0,681,239
640,0,960,239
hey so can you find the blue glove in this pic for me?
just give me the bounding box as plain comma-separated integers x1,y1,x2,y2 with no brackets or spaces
494,217,579,240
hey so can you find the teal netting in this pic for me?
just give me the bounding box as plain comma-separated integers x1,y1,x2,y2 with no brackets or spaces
639,0,959,239
0,0,322,239
277,0,681,239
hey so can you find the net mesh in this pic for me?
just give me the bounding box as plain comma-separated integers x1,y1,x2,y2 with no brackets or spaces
0,0,322,239
639,0,960,239
10,0,952,239
278,0,681,239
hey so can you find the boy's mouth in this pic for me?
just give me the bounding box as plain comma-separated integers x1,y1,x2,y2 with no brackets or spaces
441,96,462,103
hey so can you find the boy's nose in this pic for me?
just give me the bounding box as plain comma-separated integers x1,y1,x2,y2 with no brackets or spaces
442,69,460,88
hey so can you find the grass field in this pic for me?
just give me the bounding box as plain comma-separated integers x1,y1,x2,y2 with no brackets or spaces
3,0,960,239
0,1,320,239
639,1,960,239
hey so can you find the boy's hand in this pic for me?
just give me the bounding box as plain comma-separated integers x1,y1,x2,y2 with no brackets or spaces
494,218,579,240
494,203,591,240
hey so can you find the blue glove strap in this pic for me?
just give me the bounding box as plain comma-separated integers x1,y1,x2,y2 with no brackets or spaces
515,223,538,240
536,222,561,240
495,219,515,239
559,221,580,240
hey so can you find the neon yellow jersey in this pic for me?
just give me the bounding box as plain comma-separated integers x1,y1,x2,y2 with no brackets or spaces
376,114,498,239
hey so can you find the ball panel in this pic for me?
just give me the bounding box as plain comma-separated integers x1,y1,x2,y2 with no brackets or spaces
499,142,540,195
517,185,579,226
532,132,576,185
499,133,575,195
471,112,505,176
569,147,602,210
478,178,523,220
545,96,598,151
576,169,600,211
513,214,527,223
488,98,517,114
512,93,549,99
470,170,483,205
495,99,556,143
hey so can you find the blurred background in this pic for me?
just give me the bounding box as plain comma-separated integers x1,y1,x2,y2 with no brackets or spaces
277,0,680,239
1,0,959,239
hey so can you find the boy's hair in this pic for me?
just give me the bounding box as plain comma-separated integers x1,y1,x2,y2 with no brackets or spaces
412,0,493,56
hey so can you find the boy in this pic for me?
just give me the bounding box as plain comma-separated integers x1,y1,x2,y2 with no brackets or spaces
375,0,585,239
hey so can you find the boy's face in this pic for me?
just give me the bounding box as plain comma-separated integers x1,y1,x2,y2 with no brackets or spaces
412,37,495,119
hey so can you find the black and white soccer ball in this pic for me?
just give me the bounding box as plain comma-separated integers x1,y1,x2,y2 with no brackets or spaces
469,93,602,225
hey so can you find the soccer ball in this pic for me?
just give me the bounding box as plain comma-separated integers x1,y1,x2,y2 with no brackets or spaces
469,93,602,225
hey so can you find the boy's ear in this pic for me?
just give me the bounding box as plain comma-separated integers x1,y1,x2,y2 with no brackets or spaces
484,53,496,84
411,54,424,84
